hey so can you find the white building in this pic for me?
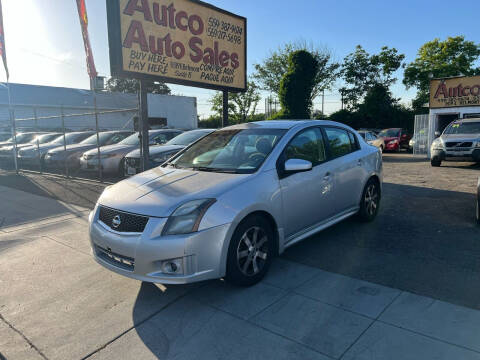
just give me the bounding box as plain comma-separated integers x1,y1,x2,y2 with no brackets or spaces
413,75,480,157
0,83,198,132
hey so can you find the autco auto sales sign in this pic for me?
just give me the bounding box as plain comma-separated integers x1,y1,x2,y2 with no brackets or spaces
106,0,247,92
430,75,480,109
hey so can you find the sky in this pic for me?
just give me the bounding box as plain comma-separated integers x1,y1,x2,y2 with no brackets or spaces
2,0,480,119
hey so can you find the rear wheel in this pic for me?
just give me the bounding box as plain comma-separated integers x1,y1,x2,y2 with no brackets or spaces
358,178,381,222
226,215,273,286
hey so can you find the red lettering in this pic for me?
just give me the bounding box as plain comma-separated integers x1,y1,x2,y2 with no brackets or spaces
175,11,188,31
231,53,239,69
462,86,470,96
167,4,176,29
172,41,185,59
203,48,214,65
123,20,148,51
219,51,230,67
152,3,167,26
434,83,448,98
123,0,152,22
189,15,204,35
189,37,203,63
471,85,480,96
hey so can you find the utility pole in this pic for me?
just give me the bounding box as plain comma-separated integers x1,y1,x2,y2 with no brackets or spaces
340,89,344,110
321,89,325,115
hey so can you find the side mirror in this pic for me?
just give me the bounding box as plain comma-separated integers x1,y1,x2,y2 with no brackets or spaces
434,131,441,138
284,159,312,173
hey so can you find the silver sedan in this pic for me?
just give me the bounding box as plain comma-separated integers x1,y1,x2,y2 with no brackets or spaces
89,120,382,286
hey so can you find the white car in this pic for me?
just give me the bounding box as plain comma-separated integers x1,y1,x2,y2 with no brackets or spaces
89,120,382,286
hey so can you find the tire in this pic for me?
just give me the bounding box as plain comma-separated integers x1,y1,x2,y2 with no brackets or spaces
476,198,480,225
226,215,274,286
380,145,384,153
431,159,441,167
358,178,381,222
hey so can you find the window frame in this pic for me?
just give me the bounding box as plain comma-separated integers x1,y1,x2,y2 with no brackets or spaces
322,126,360,160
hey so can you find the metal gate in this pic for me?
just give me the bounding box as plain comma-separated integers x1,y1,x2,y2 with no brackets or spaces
412,114,430,157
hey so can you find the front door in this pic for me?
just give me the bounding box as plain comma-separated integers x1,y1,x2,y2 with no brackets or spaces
279,127,336,238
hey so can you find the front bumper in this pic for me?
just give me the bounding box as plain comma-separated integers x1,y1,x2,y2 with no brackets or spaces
431,148,480,162
89,207,231,284
80,157,121,174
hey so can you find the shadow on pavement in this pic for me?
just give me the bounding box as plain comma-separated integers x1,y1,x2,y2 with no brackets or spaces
283,182,480,310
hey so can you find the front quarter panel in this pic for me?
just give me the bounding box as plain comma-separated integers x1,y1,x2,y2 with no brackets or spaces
198,169,283,277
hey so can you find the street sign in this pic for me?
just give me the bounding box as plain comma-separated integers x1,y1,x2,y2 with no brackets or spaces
106,0,247,92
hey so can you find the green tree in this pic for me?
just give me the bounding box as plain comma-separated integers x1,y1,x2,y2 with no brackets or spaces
403,36,480,112
105,77,171,94
274,50,319,119
341,45,405,108
209,81,261,123
253,41,339,100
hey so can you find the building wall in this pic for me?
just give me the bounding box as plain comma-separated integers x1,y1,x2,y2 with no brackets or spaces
0,83,198,132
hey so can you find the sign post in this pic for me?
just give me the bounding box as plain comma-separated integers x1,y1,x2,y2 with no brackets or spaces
106,0,247,149
139,80,150,172
222,90,228,127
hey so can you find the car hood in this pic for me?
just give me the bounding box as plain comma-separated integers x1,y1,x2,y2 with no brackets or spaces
441,134,480,142
126,144,184,158
98,166,250,217
0,143,34,151
83,143,136,156
48,143,96,154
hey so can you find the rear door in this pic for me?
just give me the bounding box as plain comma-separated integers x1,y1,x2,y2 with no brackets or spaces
279,127,336,238
323,127,367,213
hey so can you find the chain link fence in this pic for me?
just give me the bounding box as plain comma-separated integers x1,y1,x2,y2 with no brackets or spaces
0,105,139,183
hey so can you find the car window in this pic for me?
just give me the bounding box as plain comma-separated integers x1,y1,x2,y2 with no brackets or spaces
348,132,359,150
324,127,354,159
104,133,130,146
285,127,326,165
152,133,169,144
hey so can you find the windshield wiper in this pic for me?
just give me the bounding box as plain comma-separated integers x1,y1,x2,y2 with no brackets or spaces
191,166,239,173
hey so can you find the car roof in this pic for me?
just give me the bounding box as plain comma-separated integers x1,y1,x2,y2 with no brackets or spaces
455,118,480,122
222,120,340,130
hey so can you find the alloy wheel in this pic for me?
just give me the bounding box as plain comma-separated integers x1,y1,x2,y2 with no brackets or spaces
236,226,268,276
364,184,379,216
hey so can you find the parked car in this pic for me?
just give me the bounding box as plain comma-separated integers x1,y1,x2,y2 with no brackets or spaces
357,130,384,152
124,129,215,176
79,129,183,176
430,118,480,167
0,132,44,149
0,132,61,162
44,131,133,171
18,131,95,166
408,131,428,152
378,128,411,152
477,177,480,225
0,132,11,142
89,120,382,286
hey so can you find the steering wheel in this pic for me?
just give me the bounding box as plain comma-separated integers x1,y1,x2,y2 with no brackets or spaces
248,152,266,164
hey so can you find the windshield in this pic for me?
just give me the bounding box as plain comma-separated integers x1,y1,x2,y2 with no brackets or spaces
167,128,286,173
118,132,140,145
444,121,480,135
166,130,212,146
81,132,115,145
31,133,61,144
378,129,400,138
8,133,37,143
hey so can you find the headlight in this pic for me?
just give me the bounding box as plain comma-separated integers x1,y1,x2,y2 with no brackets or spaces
475,141,480,148
431,139,444,150
162,199,216,236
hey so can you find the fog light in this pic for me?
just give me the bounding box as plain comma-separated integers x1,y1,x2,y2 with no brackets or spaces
161,258,183,275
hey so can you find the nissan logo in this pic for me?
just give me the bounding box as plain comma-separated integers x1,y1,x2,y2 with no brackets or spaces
112,215,121,229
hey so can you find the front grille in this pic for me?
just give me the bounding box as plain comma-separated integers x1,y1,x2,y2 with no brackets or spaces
98,206,149,233
446,142,473,148
125,157,140,167
95,245,134,271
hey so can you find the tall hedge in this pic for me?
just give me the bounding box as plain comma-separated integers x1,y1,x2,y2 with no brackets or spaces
274,50,319,119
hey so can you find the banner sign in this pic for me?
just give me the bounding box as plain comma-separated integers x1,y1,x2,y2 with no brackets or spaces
106,0,247,92
430,75,480,108
76,0,98,79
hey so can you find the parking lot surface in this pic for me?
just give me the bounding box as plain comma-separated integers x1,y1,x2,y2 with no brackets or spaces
1,153,480,359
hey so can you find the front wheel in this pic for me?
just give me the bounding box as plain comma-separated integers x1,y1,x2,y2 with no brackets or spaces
226,215,273,286
431,158,441,167
358,178,381,222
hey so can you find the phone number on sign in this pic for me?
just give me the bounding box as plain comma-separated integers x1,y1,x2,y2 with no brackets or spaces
206,27,242,44
207,17,243,44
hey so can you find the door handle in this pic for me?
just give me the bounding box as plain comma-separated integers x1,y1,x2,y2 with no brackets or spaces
357,159,363,166
323,172,331,180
